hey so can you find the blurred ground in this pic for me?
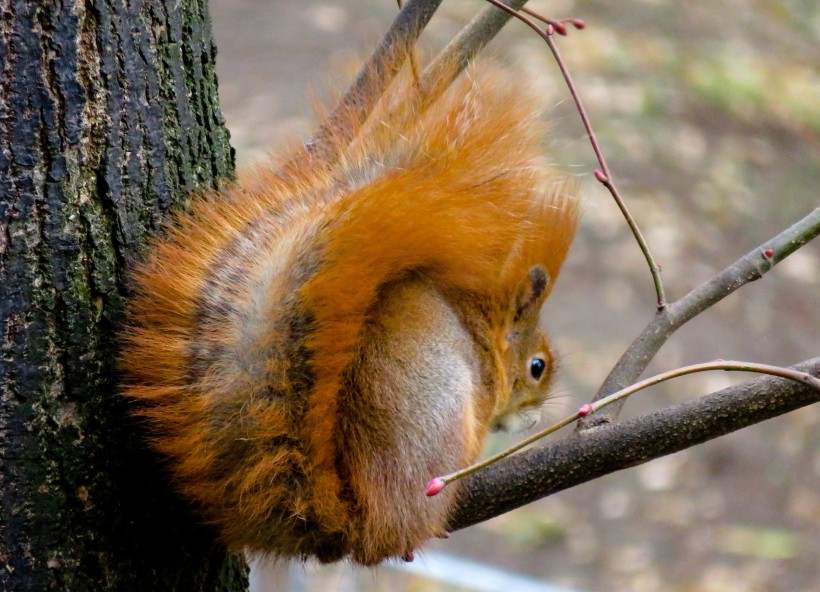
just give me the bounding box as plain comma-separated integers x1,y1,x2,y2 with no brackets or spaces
209,1,820,590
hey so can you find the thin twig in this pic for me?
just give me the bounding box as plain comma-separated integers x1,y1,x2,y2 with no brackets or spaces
482,0,666,309
431,360,820,491
449,357,820,530
587,206,820,423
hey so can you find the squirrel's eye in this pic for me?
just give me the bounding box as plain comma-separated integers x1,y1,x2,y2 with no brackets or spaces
529,357,546,381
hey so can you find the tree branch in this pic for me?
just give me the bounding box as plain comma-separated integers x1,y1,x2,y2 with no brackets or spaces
300,0,534,169
586,207,820,423
418,0,532,103
299,0,444,167
449,357,820,531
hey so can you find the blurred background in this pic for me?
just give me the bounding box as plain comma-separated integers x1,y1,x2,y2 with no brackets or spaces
209,1,820,590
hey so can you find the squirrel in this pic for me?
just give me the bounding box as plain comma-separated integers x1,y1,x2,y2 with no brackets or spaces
120,61,578,566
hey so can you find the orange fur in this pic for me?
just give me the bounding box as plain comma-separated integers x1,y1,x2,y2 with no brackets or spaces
121,62,578,565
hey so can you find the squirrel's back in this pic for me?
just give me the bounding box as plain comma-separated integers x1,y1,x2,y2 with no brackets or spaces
121,64,577,564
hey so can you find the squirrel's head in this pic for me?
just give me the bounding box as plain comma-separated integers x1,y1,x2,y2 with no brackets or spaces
491,265,556,432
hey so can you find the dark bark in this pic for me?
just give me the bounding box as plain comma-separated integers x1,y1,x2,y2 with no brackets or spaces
0,0,245,590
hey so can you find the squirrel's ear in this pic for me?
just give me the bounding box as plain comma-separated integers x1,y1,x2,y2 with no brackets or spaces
514,265,550,320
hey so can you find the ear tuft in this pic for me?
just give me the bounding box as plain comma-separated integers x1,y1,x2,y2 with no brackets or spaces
515,264,550,318
528,265,549,301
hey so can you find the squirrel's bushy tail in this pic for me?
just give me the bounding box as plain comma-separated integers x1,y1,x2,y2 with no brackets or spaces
121,62,578,562
299,66,578,534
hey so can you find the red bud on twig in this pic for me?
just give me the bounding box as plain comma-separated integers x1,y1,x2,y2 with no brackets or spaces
426,477,446,497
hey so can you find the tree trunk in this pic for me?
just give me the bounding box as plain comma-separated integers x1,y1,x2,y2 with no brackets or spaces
0,0,247,589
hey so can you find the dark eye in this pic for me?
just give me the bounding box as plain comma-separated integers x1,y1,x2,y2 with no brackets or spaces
529,357,546,381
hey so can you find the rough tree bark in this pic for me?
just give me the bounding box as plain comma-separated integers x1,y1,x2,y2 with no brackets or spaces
0,0,247,589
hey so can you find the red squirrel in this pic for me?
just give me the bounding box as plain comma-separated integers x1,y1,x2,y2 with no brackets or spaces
120,61,578,565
